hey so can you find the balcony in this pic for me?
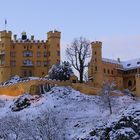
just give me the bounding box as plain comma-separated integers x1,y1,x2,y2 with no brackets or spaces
0,51,5,56
22,63,34,67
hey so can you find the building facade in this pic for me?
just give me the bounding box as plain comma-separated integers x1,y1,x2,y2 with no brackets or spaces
0,30,61,82
88,41,140,91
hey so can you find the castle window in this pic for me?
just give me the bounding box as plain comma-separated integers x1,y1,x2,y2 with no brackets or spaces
1,60,4,65
95,66,97,71
128,80,132,87
57,51,60,56
37,51,41,57
43,61,47,67
23,50,33,57
108,69,110,74
95,58,97,62
47,60,50,66
111,70,113,75
44,51,47,57
44,45,46,49
48,51,50,56
36,61,41,67
104,68,106,73
95,52,96,55
29,70,32,76
13,45,15,49
1,51,5,54
23,59,33,66
23,70,27,77
11,51,16,57
30,45,32,49
57,59,60,63
24,45,26,49
38,45,40,49
11,60,16,67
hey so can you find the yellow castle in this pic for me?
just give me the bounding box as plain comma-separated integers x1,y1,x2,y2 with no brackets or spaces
88,41,140,91
0,30,61,82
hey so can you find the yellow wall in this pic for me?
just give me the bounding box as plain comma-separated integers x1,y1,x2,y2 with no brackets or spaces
72,83,100,95
0,30,61,82
0,79,72,96
136,74,140,96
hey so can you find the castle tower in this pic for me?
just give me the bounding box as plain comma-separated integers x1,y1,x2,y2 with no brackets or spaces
0,30,12,82
91,41,103,87
47,30,61,68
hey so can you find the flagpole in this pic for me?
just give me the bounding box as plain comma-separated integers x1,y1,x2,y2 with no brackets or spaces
5,19,7,30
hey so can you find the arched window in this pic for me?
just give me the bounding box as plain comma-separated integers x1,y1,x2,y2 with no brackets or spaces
128,80,132,87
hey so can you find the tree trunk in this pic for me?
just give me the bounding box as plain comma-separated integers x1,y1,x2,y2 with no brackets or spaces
108,98,112,114
79,71,83,83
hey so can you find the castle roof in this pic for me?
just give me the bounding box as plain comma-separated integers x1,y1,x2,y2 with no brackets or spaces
102,58,140,70
102,58,121,65
121,58,140,70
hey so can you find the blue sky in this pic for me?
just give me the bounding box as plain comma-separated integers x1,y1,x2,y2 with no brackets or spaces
0,0,140,61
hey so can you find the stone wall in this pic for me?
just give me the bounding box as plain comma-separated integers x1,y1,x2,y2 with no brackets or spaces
0,79,72,96
72,83,100,95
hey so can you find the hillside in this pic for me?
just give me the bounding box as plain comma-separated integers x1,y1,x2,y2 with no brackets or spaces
0,86,139,140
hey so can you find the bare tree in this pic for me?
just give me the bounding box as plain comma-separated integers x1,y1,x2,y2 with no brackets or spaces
66,37,91,83
99,80,116,114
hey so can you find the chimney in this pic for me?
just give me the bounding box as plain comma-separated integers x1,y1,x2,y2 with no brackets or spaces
21,32,27,40
31,35,34,40
13,34,17,41
117,58,120,63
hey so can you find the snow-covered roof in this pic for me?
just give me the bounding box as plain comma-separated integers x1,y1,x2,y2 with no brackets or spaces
102,58,121,65
121,58,140,70
103,58,140,70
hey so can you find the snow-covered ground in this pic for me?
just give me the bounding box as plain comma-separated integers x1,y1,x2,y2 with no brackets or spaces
0,86,139,140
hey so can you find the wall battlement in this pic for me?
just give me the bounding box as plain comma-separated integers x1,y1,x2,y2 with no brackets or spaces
0,30,12,39
47,30,61,39
91,41,102,45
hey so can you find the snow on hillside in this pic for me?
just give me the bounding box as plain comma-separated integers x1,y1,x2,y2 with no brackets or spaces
0,86,139,140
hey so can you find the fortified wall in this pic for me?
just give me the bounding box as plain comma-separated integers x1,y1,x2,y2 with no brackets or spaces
0,79,100,96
